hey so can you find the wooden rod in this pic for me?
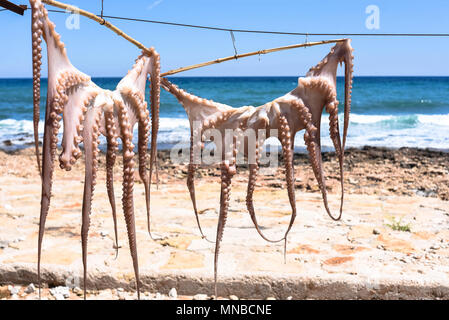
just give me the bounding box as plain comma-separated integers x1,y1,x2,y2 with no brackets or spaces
0,0,26,15
41,0,154,55
161,39,346,76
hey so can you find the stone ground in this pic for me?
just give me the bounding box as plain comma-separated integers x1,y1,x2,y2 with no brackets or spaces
0,147,448,300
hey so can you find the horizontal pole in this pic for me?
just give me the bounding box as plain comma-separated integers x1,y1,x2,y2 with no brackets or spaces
161,39,346,77
42,0,154,56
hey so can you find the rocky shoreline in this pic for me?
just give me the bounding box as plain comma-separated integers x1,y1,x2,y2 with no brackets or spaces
1,145,448,200
0,145,446,198
155,146,449,201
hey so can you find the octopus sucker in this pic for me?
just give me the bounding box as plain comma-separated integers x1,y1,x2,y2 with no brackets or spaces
162,39,353,297
30,0,160,299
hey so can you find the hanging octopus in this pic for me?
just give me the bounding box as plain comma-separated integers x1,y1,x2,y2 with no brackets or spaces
161,39,354,297
30,0,161,299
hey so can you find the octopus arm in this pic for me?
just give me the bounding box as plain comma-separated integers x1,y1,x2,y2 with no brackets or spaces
80,106,101,298
116,99,141,299
149,52,161,192
104,110,120,256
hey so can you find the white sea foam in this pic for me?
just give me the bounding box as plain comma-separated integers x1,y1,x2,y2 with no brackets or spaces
1,114,449,150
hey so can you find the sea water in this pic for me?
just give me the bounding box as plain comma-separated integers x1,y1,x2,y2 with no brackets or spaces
0,76,448,152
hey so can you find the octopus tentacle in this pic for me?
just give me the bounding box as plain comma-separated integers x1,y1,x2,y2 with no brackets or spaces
214,158,236,298
31,5,43,176
104,110,120,257
298,102,341,221
149,51,161,191
278,115,297,261
80,107,101,299
246,135,285,243
123,89,156,240
186,128,214,243
343,47,354,150
117,100,141,299
37,96,61,298
138,106,153,239
326,101,344,218
246,115,297,260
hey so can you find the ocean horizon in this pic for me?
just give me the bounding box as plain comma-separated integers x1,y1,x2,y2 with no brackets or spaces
1,76,448,152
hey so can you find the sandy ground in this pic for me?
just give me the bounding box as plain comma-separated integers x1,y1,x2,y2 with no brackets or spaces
0,146,448,300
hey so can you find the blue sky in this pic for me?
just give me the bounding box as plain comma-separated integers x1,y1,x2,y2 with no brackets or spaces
1,0,449,77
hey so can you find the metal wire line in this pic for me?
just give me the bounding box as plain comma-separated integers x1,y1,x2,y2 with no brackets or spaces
2,5,449,37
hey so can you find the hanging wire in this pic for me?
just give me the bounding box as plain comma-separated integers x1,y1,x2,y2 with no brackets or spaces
99,0,105,25
98,14,449,37
3,5,449,37
230,30,238,58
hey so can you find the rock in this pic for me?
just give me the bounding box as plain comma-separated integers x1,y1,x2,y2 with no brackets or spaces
154,292,163,300
8,285,19,295
287,296,293,300
118,293,126,300
72,287,83,296
373,228,381,235
266,297,276,300
229,295,238,300
0,240,8,249
53,293,65,300
100,231,109,237
168,288,177,298
117,287,124,292
50,286,70,299
25,283,35,294
192,294,208,300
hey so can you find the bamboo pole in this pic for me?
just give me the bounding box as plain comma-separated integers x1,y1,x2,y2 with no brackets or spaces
41,0,346,76
161,39,346,76
42,0,154,55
